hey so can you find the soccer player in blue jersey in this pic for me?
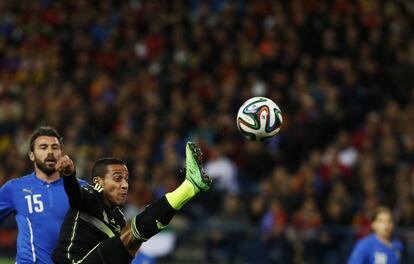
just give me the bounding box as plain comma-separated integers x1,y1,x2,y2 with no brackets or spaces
0,126,87,264
348,206,403,264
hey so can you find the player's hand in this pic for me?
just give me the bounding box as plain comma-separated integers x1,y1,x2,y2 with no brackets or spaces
56,155,75,177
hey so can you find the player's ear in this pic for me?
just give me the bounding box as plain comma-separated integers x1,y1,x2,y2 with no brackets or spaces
92,177,102,185
29,152,35,162
370,221,376,232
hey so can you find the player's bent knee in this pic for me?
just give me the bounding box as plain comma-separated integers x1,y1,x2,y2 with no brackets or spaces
120,226,143,255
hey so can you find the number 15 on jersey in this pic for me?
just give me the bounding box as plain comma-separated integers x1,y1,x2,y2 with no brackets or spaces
25,194,44,213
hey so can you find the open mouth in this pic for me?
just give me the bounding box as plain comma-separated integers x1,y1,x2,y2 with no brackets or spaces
45,158,56,164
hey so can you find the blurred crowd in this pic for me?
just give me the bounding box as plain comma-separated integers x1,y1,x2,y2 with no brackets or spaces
0,0,414,263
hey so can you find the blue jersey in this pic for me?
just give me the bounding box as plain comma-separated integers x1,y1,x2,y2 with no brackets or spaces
347,234,403,264
132,252,155,264
0,172,87,264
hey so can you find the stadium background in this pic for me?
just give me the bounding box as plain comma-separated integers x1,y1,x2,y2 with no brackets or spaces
0,0,413,263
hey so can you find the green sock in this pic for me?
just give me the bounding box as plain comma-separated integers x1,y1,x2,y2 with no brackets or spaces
165,179,196,210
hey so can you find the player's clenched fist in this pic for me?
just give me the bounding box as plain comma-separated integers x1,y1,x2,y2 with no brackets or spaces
56,155,75,177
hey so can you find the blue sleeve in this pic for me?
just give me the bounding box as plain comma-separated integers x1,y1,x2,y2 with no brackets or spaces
78,179,89,187
132,253,155,264
347,240,369,264
0,181,15,222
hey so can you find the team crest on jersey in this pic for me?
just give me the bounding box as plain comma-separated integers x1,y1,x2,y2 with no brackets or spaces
374,251,387,264
107,217,121,233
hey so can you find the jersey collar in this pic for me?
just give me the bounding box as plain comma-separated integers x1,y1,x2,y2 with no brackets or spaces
31,171,64,185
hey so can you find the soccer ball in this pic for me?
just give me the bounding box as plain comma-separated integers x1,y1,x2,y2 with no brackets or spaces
236,97,283,141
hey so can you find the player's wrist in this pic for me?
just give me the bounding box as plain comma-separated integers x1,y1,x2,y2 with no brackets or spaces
61,170,76,177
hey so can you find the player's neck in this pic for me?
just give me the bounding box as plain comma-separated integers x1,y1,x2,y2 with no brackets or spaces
103,198,116,210
35,170,60,183
376,234,392,246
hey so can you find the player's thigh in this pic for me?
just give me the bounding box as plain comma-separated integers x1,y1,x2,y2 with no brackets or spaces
79,236,134,264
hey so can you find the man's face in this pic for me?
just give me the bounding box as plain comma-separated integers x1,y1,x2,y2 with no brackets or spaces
99,164,129,207
30,136,62,175
372,212,394,240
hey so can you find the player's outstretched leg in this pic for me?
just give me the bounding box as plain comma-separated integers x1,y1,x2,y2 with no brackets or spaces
123,141,212,256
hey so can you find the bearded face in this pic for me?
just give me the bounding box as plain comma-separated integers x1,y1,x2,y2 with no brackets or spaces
34,155,57,175
30,136,62,177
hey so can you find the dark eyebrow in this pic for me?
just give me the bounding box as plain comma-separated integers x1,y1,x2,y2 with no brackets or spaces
38,143,60,147
113,172,128,176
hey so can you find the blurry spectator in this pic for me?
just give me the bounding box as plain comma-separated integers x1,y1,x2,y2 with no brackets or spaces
317,199,353,264
247,195,266,226
206,194,246,264
396,198,414,227
270,166,295,213
260,198,293,264
352,195,379,239
292,197,322,263
336,130,359,169
123,177,154,221
327,181,352,217
291,162,323,201
204,145,239,194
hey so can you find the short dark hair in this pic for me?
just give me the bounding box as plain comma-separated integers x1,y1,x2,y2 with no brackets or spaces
371,206,393,222
91,157,126,180
29,126,63,151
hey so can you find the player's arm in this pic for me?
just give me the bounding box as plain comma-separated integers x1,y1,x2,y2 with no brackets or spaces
0,181,15,222
56,155,86,209
347,240,368,264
